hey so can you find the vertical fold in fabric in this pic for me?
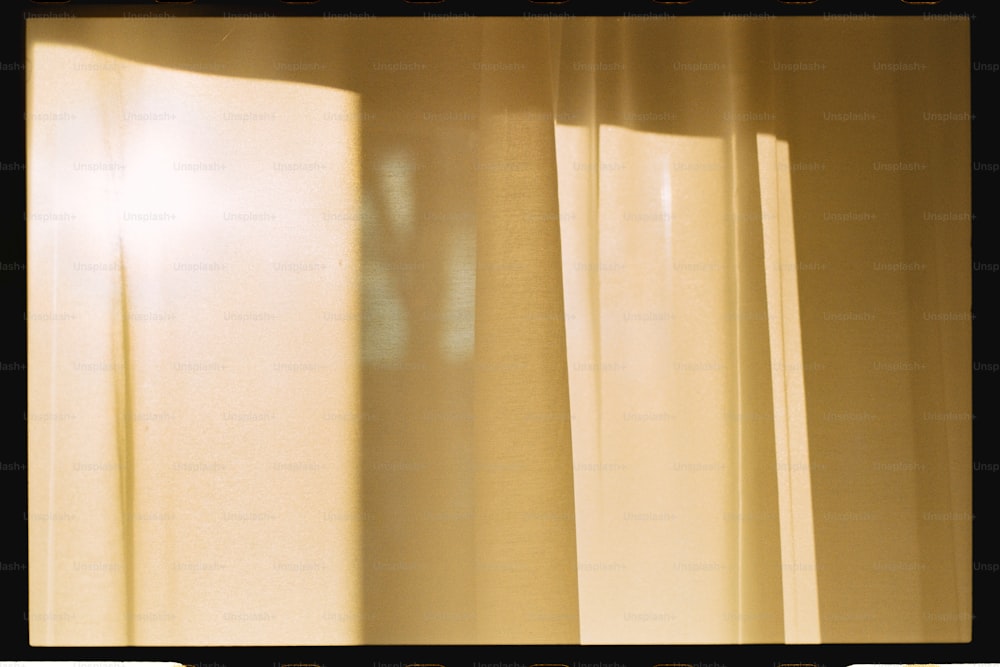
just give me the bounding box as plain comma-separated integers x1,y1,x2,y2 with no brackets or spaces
722,19,786,643
472,19,580,643
27,38,132,645
884,19,972,642
756,133,820,643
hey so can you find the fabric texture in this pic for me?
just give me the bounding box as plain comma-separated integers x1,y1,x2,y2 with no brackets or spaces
27,16,971,645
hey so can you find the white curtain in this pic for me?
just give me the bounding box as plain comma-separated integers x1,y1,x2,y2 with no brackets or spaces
27,16,971,645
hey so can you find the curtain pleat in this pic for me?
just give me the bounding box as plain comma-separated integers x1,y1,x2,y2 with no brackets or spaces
470,20,580,643
757,133,820,643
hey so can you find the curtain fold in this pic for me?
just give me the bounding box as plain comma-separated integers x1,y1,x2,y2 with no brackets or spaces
27,16,971,646
470,20,580,643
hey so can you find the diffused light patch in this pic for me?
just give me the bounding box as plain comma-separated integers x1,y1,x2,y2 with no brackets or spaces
28,36,364,645
361,259,410,366
380,151,417,243
660,168,674,246
439,224,476,363
359,188,408,367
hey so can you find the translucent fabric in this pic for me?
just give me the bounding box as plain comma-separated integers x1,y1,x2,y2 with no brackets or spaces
27,16,971,645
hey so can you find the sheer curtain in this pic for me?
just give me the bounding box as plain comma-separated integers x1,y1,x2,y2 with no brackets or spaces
26,16,971,645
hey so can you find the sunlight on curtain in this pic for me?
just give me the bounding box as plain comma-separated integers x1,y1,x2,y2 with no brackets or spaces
28,41,364,645
757,133,819,643
559,125,753,642
26,16,971,646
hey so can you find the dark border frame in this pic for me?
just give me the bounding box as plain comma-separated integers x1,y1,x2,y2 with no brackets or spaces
1,2,994,666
